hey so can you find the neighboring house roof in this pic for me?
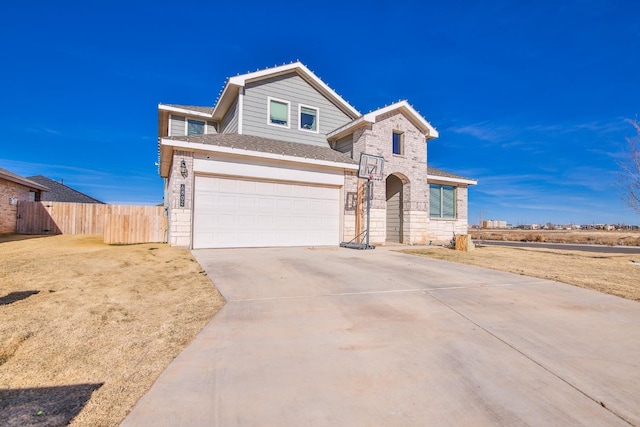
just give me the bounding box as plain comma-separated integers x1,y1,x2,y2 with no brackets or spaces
328,100,439,141
26,175,105,203
212,62,361,122
158,104,214,117
427,167,477,186
0,167,49,191
164,133,357,166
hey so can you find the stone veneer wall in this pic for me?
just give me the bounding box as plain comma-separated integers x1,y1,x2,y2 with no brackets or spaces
0,180,33,233
351,111,430,245
166,150,194,247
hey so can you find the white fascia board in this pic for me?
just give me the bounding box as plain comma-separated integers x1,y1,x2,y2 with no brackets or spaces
160,138,359,171
211,82,241,121
427,174,477,186
364,101,439,139
227,62,360,118
326,117,368,140
158,104,212,118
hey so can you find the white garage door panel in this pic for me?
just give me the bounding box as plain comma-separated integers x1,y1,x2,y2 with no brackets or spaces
193,176,340,248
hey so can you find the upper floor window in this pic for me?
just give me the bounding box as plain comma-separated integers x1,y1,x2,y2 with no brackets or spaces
188,119,205,135
299,104,318,132
392,131,404,155
268,97,290,128
430,184,456,219
169,115,215,136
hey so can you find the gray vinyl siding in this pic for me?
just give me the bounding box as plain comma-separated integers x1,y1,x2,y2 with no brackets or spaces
220,98,239,133
334,135,353,158
242,72,353,147
170,115,218,135
170,115,185,136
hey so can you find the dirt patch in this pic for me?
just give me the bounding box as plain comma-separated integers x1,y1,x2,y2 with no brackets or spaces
403,246,640,301
0,235,225,426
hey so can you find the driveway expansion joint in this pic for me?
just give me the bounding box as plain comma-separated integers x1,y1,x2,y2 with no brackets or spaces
227,288,425,302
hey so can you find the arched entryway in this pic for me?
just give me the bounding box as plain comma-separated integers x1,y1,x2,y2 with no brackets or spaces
386,174,404,243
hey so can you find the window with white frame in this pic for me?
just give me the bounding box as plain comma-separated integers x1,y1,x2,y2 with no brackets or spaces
299,104,318,132
430,184,456,218
187,119,205,135
268,98,290,127
169,115,212,136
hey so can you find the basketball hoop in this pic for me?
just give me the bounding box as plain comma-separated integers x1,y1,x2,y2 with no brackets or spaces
358,153,384,181
340,153,385,250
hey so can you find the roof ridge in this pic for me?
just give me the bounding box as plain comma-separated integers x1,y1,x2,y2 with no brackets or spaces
26,175,104,203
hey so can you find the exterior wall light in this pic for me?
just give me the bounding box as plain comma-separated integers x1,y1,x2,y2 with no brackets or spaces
180,159,188,179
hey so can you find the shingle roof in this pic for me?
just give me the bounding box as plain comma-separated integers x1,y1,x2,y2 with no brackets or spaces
0,167,49,191
162,104,214,116
26,175,104,204
427,166,474,181
164,133,357,165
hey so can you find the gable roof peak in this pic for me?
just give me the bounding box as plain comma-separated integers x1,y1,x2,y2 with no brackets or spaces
363,100,438,138
328,100,439,141
212,61,360,121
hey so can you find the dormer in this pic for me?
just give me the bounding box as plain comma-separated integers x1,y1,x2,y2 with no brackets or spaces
158,104,217,138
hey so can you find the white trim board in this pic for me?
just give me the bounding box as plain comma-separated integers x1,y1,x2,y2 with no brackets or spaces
161,138,359,171
159,104,212,118
427,174,478,186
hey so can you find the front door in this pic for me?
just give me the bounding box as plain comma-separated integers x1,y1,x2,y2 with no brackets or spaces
386,175,403,243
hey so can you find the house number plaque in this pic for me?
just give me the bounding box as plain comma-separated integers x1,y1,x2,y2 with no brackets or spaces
179,184,185,207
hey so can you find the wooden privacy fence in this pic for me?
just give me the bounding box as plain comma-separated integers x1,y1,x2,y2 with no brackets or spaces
16,201,167,244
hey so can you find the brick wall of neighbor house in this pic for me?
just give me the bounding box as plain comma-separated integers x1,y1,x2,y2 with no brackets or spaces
427,185,470,242
352,111,430,245
166,151,194,246
0,180,33,233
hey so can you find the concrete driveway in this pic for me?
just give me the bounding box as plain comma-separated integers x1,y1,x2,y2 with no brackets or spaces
122,246,640,426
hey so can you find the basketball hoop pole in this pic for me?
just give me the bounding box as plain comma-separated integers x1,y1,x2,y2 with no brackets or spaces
340,153,383,250
366,177,371,248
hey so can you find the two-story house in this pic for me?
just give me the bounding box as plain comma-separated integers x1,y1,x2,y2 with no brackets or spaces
157,62,476,249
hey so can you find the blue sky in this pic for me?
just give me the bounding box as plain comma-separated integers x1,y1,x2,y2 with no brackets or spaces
2,0,639,225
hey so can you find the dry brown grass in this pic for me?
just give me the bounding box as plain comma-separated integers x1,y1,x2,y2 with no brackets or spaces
0,235,225,426
471,228,640,246
403,246,640,301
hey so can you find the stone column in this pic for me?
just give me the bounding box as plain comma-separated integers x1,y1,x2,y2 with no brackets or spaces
167,150,194,247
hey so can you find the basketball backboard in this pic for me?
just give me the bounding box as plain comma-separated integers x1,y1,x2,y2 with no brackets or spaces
358,153,385,180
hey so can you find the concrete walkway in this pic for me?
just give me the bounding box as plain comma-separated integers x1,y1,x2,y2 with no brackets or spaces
122,246,640,426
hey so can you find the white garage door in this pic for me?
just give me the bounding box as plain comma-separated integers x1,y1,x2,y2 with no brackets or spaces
193,175,340,249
